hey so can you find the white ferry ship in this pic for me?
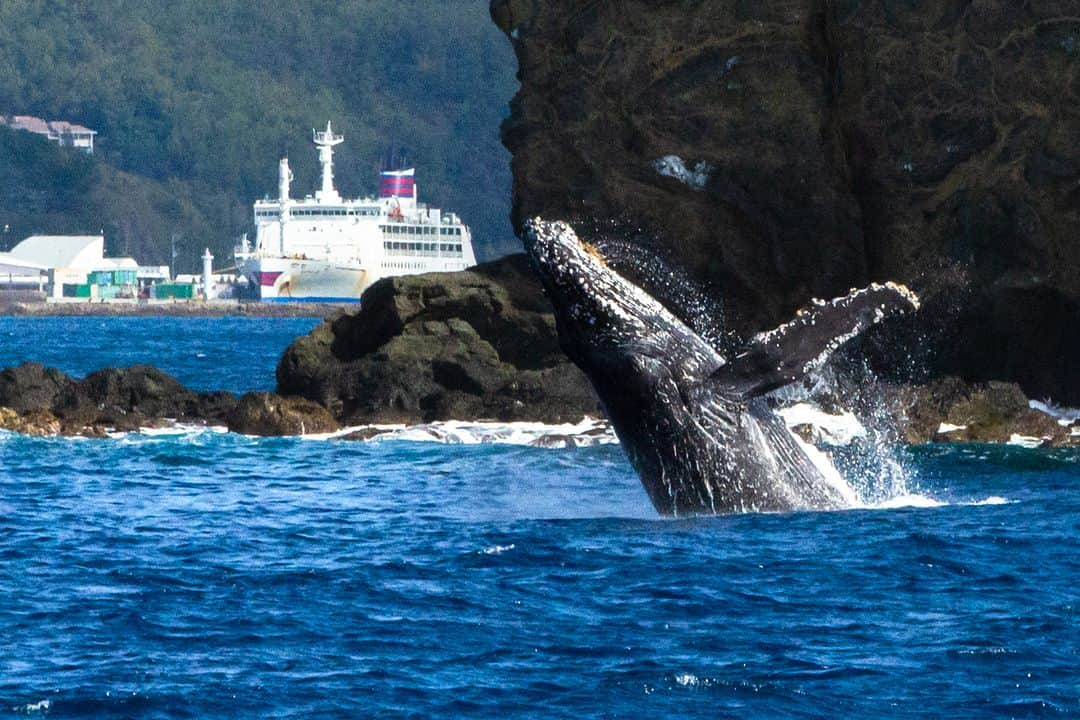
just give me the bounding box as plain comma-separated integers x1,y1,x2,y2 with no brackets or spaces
235,122,476,302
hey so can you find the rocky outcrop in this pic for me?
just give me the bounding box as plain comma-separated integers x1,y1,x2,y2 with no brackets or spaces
0,362,238,436
0,257,599,436
0,362,71,414
884,378,1077,447
277,254,599,424
226,392,340,436
492,1,1080,402
54,365,238,432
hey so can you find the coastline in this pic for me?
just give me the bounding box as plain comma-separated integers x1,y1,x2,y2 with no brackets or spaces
0,299,347,318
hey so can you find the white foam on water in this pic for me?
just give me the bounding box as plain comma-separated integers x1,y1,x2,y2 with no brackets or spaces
11,699,50,713
137,423,227,437
869,493,946,509
1007,433,1046,448
303,417,618,448
479,544,516,555
865,494,1012,511
108,423,229,441
674,673,701,688
970,496,1011,506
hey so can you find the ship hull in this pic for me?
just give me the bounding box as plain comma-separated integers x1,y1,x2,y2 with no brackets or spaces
239,257,369,302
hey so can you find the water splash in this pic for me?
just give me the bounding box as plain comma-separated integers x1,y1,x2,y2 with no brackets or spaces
772,361,918,505
594,235,739,355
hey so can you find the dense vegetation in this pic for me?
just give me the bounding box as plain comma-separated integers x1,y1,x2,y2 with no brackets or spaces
0,0,517,269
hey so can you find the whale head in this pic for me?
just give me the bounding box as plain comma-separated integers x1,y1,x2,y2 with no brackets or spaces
522,218,720,381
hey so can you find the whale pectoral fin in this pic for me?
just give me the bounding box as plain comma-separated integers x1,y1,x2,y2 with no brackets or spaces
710,282,920,397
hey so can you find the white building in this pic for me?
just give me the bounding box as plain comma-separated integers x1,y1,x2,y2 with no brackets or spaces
0,235,138,299
0,115,97,153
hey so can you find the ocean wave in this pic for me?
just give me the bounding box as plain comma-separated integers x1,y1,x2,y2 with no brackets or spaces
301,418,618,448
865,494,1012,510
10,699,50,714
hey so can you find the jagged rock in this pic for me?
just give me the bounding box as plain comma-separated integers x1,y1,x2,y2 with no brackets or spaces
0,362,72,413
226,392,341,436
276,254,600,424
493,1,1080,403
55,365,237,432
0,363,238,435
883,378,1075,446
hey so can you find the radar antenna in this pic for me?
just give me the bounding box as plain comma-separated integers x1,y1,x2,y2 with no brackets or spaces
313,120,344,202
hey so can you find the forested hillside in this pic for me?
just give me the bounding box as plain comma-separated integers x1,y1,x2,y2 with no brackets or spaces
0,1,517,269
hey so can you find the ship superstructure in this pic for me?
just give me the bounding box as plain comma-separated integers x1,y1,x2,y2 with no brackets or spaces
235,122,476,301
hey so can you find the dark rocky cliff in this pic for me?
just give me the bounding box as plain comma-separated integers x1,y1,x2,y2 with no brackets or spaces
491,0,1080,402
277,255,599,424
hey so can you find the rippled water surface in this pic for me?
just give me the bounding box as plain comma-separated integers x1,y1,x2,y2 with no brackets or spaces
0,317,1077,718
0,316,320,394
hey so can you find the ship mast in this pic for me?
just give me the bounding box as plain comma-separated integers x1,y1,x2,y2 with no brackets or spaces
278,157,293,256
313,121,343,203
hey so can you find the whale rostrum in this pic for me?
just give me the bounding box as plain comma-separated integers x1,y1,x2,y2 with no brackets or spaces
523,218,920,516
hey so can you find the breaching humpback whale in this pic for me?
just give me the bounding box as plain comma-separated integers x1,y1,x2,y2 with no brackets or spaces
523,219,920,516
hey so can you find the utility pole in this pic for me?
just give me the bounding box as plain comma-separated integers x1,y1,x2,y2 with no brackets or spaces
170,233,179,281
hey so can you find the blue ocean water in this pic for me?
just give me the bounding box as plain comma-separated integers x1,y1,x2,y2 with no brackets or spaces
0,317,320,394
1,317,1078,718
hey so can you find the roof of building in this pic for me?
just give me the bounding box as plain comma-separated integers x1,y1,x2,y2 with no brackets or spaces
0,255,48,274
6,115,51,133
48,120,96,135
0,115,97,136
5,235,105,269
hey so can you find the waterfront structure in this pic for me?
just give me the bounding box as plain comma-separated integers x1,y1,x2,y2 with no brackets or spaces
0,115,97,153
0,235,137,299
234,122,476,302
